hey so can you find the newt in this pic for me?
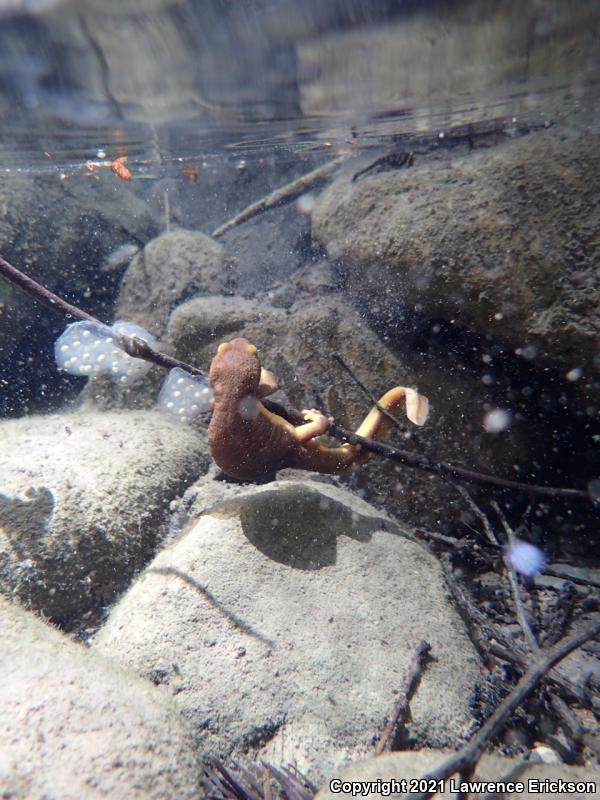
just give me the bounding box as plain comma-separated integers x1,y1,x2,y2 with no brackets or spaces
208,338,429,480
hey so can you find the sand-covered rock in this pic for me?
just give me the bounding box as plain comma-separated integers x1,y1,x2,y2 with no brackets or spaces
0,595,202,800
316,750,600,799
0,409,210,621
93,479,480,777
312,125,600,382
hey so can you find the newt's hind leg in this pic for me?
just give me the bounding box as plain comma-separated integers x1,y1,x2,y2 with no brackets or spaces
293,408,333,444
352,386,429,465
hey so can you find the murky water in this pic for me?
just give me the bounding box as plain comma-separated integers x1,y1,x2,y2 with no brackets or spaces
0,1,599,797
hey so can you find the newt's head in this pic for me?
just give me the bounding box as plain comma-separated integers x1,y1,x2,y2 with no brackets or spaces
209,338,262,400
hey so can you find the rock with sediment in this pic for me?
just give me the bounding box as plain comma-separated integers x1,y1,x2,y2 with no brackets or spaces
0,595,202,800
92,479,480,777
116,229,224,338
0,409,210,622
312,125,600,379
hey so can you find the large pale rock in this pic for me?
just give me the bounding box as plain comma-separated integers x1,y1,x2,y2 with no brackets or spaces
317,750,600,799
0,596,202,800
312,125,600,381
93,480,480,777
0,410,210,621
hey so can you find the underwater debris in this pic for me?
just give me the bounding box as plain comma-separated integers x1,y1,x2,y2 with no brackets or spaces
54,319,154,385
212,156,347,238
203,758,317,800
406,618,600,800
157,366,213,422
182,162,200,183
110,155,132,181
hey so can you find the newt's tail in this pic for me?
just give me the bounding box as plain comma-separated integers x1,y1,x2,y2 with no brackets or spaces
295,386,429,473
350,385,429,465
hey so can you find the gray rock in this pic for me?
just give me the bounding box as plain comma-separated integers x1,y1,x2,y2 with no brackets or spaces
166,294,280,367
316,750,600,799
0,409,210,621
0,595,202,800
116,229,224,338
92,480,480,777
312,125,600,381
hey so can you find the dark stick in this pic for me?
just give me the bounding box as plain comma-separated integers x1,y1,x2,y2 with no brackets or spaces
0,253,208,379
404,619,600,800
328,424,590,500
491,500,539,653
0,254,102,326
374,640,431,755
0,253,591,501
551,694,583,745
332,352,408,433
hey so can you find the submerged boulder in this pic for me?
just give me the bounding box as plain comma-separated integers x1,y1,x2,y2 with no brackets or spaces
0,595,202,800
93,479,480,777
116,229,225,338
0,409,210,622
312,124,600,386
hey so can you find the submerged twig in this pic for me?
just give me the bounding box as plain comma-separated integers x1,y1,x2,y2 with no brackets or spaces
0,253,207,379
332,352,409,435
405,618,600,800
374,640,431,755
212,157,346,238
454,484,499,546
202,758,316,800
491,500,539,653
0,253,592,501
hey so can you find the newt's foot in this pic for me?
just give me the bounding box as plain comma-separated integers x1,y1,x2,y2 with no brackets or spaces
302,408,333,432
293,409,333,444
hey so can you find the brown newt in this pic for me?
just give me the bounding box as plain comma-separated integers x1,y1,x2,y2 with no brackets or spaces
208,338,429,480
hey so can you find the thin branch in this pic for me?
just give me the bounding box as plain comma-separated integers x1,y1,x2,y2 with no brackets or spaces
550,694,583,745
332,352,408,433
544,566,600,590
374,640,431,755
0,253,592,502
212,157,346,238
330,427,590,500
506,563,540,653
404,618,600,800
0,253,208,379
454,484,499,546
491,501,539,653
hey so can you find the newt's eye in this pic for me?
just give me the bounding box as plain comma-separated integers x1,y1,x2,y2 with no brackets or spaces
245,344,257,356
217,342,231,354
